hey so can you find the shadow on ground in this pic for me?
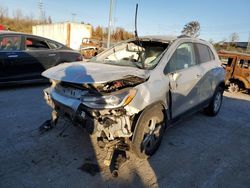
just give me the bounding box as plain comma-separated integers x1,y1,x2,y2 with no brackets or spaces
0,85,249,188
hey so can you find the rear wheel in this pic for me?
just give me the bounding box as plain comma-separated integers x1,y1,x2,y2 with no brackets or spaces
205,87,223,116
132,105,165,159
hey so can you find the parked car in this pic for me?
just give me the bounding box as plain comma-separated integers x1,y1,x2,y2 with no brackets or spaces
80,38,104,59
42,35,225,161
218,50,250,93
0,31,83,85
80,46,99,59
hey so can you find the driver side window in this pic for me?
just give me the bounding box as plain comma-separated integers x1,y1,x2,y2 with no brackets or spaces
165,43,196,73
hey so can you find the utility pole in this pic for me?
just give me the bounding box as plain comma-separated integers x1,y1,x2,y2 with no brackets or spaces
247,33,250,53
107,0,114,48
71,13,77,22
38,0,43,23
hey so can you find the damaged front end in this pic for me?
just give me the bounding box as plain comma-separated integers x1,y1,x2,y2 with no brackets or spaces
43,75,146,140
41,37,170,172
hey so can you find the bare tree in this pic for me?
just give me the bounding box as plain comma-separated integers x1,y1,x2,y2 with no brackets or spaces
181,21,200,37
0,6,8,22
92,26,103,39
229,32,239,43
13,8,23,21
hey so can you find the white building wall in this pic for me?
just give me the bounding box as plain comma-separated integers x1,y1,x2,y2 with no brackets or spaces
32,22,92,50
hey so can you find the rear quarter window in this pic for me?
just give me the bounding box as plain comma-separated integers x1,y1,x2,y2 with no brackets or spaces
238,59,250,69
48,41,61,49
219,56,234,66
196,43,214,63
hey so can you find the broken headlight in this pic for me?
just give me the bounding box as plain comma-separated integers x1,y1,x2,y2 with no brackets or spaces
80,88,137,109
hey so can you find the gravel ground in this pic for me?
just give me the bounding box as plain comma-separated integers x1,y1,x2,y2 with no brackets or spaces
0,84,249,188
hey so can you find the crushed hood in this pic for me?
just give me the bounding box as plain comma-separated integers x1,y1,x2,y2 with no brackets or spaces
42,62,148,84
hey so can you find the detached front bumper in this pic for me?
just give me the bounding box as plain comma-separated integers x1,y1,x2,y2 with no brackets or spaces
44,88,82,118
43,88,95,132
43,87,132,139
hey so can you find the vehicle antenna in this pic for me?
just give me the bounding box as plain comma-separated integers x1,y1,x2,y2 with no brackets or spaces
134,4,139,39
134,4,144,68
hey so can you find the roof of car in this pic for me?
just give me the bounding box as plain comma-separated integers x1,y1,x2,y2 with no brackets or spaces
0,30,52,38
0,31,44,38
0,30,71,49
138,35,205,43
140,35,177,42
0,30,25,35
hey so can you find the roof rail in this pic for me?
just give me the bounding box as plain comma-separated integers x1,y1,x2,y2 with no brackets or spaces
177,34,191,38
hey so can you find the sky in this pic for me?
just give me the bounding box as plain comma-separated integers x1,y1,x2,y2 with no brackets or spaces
1,0,250,42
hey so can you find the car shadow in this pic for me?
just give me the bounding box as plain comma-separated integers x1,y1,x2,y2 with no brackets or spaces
139,93,250,187
36,64,148,187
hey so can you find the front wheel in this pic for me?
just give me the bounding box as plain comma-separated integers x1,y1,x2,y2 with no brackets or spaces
205,87,223,116
131,104,165,159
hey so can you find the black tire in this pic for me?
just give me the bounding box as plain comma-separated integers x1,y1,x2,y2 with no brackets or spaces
228,82,239,93
205,87,223,116
131,104,165,159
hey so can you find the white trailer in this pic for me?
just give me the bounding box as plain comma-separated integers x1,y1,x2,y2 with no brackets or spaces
32,22,92,50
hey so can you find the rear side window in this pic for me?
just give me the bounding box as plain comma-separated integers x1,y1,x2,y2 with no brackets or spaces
25,37,50,50
0,36,21,51
238,59,250,69
219,56,234,66
196,43,214,63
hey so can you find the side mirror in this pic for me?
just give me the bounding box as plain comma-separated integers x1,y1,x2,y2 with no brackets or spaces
169,72,181,90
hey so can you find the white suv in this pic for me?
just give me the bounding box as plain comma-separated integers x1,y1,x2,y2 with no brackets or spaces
42,35,225,159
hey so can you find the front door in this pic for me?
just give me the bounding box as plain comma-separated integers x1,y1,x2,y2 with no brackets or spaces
23,36,59,79
165,42,203,118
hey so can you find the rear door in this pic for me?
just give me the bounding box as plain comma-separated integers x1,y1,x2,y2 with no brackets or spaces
165,42,203,118
0,34,28,82
23,36,60,78
195,43,217,101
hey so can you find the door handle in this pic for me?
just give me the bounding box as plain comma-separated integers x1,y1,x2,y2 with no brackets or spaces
8,55,18,58
48,54,56,57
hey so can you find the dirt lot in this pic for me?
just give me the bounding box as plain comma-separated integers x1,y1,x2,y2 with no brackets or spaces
0,85,249,188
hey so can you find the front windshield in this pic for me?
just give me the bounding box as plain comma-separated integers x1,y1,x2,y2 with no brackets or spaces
92,40,169,70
